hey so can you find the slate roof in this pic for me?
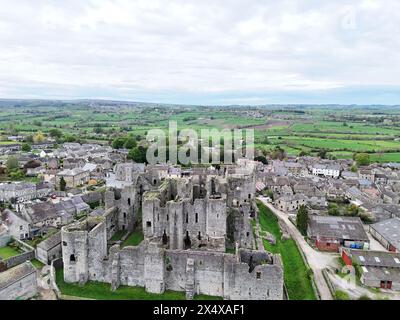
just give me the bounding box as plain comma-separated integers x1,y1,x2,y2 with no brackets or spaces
347,249,400,268
308,215,369,241
0,261,36,290
37,231,61,251
370,218,400,251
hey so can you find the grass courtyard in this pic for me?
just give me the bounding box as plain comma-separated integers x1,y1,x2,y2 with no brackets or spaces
122,229,144,247
110,230,127,242
0,246,22,260
55,268,221,300
257,201,316,300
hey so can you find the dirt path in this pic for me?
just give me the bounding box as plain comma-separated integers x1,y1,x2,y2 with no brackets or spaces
258,196,336,300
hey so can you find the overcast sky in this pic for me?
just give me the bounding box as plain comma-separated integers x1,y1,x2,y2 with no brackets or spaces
0,0,399,105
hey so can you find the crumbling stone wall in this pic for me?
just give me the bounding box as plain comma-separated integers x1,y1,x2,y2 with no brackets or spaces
62,221,284,300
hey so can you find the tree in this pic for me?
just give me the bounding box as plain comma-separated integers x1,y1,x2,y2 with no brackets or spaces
347,204,359,217
350,165,358,173
317,149,327,159
24,160,41,169
328,203,340,216
59,177,67,191
296,205,309,236
49,128,63,139
127,146,148,163
354,153,370,166
33,131,45,143
254,155,268,165
299,149,310,157
6,157,19,171
9,169,25,180
112,137,126,149
270,146,286,160
21,143,31,152
263,189,274,200
123,137,137,149
64,135,77,142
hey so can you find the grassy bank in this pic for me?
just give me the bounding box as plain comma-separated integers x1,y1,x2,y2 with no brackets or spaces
257,201,316,300
55,268,221,300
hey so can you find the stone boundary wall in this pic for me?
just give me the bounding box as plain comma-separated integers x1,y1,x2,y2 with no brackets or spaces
12,237,35,252
322,268,336,297
50,259,63,299
5,251,35,269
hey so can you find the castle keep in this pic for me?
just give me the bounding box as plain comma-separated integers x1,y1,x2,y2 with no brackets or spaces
61,163,284,300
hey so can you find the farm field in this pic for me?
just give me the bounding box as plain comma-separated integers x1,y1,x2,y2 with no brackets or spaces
2,100,400,163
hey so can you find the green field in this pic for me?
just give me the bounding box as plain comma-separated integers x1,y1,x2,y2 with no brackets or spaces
2,102,400,162
55,268,222,300
257,201,316,300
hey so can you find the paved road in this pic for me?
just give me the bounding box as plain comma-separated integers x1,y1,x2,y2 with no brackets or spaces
258,197,335,300
367,231,388,251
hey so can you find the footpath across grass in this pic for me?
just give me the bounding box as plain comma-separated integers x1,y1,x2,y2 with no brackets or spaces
257,201,316,300
55,268,221,300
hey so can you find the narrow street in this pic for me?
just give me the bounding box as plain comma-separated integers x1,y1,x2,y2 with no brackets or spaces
257,196,337,300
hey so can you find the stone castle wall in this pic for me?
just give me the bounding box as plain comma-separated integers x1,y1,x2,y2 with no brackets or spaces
61,218,283,300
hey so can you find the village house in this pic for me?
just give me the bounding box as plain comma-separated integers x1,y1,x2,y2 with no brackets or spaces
369,218,400,252
82,162,105,180
38,149,54,158
375,173,388,185
36,231,62,265
380,188,399,204
62,158,85,169
56,168,90,188
32,142,54,150
0,261,37,300
311,164,341,178
1,209,31,240
7,135,25,142
307,215,370,252
0,144,21,155
341,171,359,180
19,201,62,231
44,158,59,170
0,182,36,203
275,194,306,212
0,182,53,204
359,169,375,182
341,248,400,290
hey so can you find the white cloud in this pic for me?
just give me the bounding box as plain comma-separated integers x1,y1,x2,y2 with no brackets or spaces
0,0,399,103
